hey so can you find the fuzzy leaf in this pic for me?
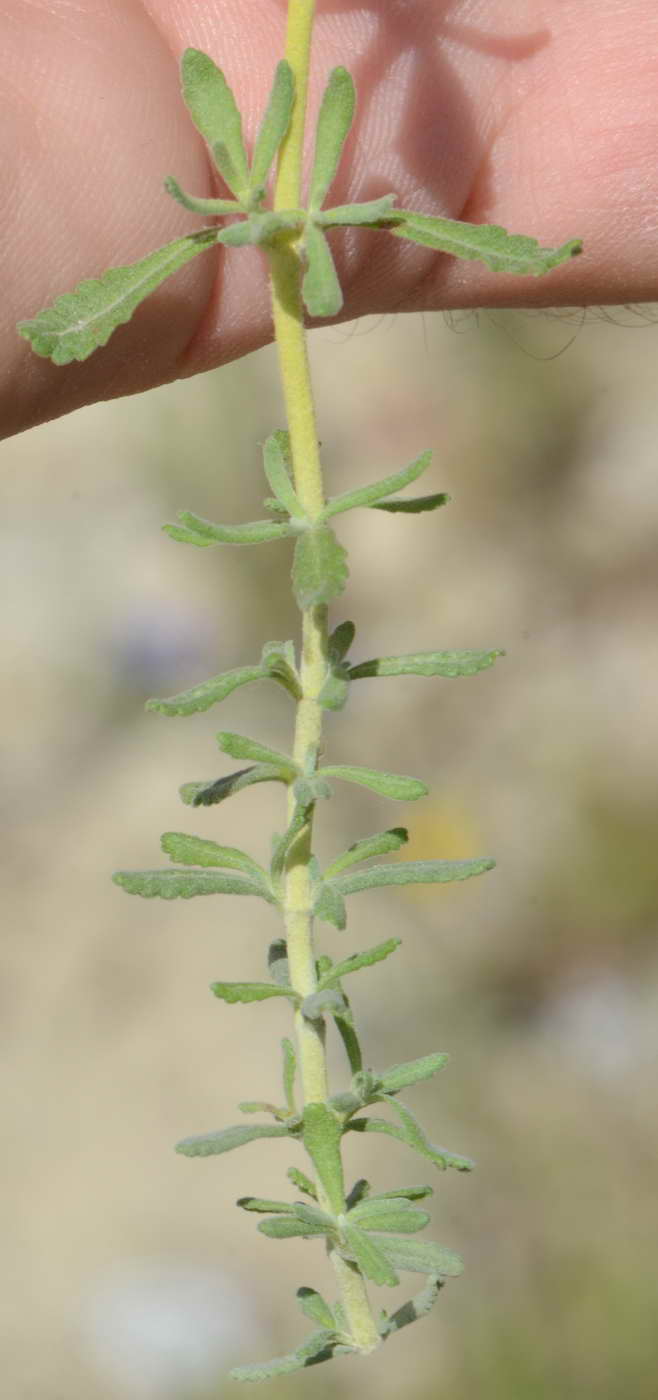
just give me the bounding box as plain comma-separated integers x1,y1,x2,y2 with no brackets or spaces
348,1102,474,1173
17,231,217,364
216,730,297,774
164,511,293,547
303,1103,345,1213
349,648,504,681
371,1184,434,1203
112,868,271,901
372,491,450,514
319,765,428,802
342,1224,399,1287
163,176,241,215
230,1329,339,1382
181,48,250,197
297,1288,335,1330
219,209,304,246
160,832,267,883
379,1052,449,1094
287,1166,317,1199
268,939,290,988
261,640,302,697
372,1233,464,1277
309,67,355,209
237,1197,299,1215
323,451,432,519
316,667,350,713
302,222,343,317
328,620,356,664
317,194,397,226
176,1122,291,1158
349,1200,430,1234
331,857,495,897
335,1004,363,1075
292,525,349,608
262,431,304,520
345,1178,370,1210
211,981,295,1004
314,882,347,932
180,763,292,808
146,664,266,718
257,1215,328,1239
318,937,401,989
324,829,408,878
281,1038,297,1113
386,209,582,277
301,989,347,1021
383,1275,444,1336
250,61,295,196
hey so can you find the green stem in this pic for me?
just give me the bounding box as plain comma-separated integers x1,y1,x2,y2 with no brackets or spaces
266,0,381,1357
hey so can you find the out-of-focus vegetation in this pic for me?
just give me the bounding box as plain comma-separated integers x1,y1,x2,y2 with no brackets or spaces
1,305,657,1399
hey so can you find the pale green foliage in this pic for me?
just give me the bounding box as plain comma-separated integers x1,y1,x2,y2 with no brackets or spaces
386,209,582,276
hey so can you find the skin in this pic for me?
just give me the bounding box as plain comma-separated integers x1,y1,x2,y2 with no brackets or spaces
2,0,657,440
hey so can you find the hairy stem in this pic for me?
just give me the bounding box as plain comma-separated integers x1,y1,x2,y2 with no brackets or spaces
267,0,381,1356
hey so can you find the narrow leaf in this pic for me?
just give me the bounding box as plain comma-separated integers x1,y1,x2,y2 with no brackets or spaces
370,1184,433,1203
237,1197,298,1215
328,620,356,664
262,431,304,520
261,639,302,698
176,1122,290,1158
335,1005,363,1075
292,525,349,608
112,868,271,901
164,511,293,547
344,1178,370,1210
17,231,217,364
180,763,291,808
319,765,428,802
323,450,432,519
384,1275,444,1336
317,194,397,226
324,829,408,878
287,1166,317,1199
331,857,495,897
181,48,250,197
379,1052,449,1093
164,175,241,215
250,61,295,195
309,67,356,209
342,1224,399,1287
302,222,343,317
146,664,266,718
211,981,295,1004
373,491,450,514
297,1288,335,1331
160,832,267,883
347,1114,474,1173
281,1038,297,1113
258,1216,328,1239
302,1103,345,1213
372,1233,464,1277
318,938,401,989
216,730,297,774
230,1330,339,1382
386,209,582,277
349,1202,430,1234
349,648,504,681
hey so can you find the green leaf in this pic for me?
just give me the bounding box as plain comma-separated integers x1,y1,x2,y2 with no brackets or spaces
371,1233,464,1278
334,1004,363,1076
112,868,271,901
176,1122,291,1158
324,829,408,878
262,431,305,520
317,195,397,226
301,222,343,317
379,1052,449,1093
309,67,356,210
238,1100,281,1117
218,209,304,247
17,230,217,365
319,765,428,802
216,730,297,774
348,1101,474,1173
297,1288,335,1331
249,61,295,197
211,981,295,1004
372,491,450,515
237,1197,299,1215
160,832,267,883
281,1038,297,1114
164,511,293,547
287,1166,317,1199
164,175,241,215
349,1200,430,1234
342,1224,399,1287
328,621,356,664
349,648,504,681
302,1103,345,1213
301,988,347,1021
344,1178,370,1210
318,937,401,989
323,451,432,519
146,664,266,718
316,666,350,713
371,1184,434,1203
386,208,582,276
383,1275,444,1336
313,882,347,932
230,1330,340,1382
331,857,495,897
180,763,292,808
257,1215,328,1239
261,639,302,697
292,525,349,608
180,48,250,198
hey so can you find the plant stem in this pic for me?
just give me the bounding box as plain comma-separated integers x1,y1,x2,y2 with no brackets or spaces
267,0,381,1356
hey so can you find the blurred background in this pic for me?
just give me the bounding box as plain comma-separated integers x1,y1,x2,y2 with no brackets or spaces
2,303,658,1399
